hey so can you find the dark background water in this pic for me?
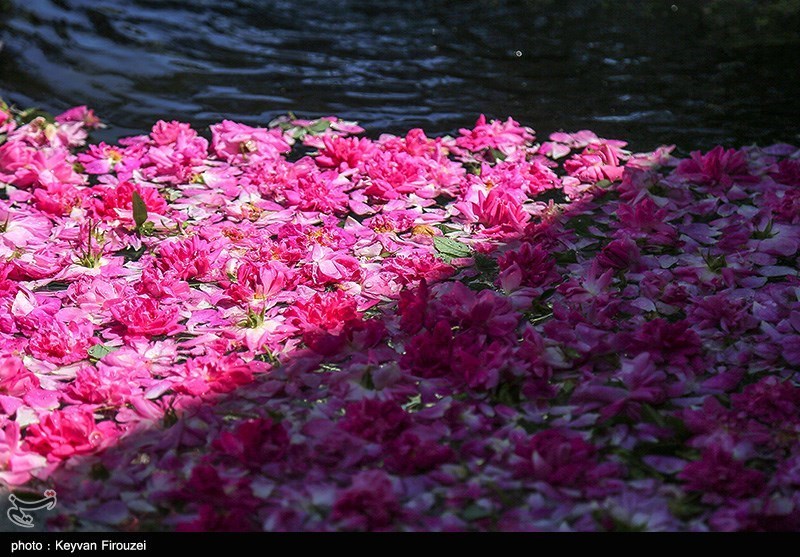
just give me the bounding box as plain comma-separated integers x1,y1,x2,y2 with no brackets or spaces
0,0,798,151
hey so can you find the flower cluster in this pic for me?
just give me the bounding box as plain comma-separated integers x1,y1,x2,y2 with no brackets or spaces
1,101,798,531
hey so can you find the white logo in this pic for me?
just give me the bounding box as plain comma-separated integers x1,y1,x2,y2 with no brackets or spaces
7,490,57,528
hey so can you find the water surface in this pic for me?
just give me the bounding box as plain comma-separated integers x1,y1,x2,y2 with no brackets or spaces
1,0,798,150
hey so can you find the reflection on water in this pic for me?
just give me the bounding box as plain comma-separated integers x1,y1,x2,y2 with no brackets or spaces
0,0,798,150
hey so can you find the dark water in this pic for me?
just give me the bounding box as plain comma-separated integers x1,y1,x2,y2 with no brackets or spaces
1,0,799,150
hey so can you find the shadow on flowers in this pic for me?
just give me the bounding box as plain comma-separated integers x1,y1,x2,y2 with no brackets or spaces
2,102,800,531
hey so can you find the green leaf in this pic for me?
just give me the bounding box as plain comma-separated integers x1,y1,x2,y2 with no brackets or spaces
139,221,156,237
493,382,522,406
307,119,332,134
88,344,117,361
359,370,375,390
489,148,507,162
433,236,472,261
35,281,70,292
668,493,705,521
402,394,422,412
434,223,460,234
641,403,666,428
162,406,178,428
461,504,493,521
90,463,111,480
132,191,148,231
473,252,499,275
16,107,55,125
114,244,147,262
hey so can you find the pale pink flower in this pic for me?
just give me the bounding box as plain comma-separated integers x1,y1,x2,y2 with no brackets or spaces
0,106,15,134
55,106,103,129
211,120,291,164
0,421,47,485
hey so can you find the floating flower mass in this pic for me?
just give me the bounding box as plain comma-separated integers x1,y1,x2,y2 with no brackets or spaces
0,98,799,531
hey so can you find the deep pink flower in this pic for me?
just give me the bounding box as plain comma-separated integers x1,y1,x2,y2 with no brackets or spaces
627,318,702,368
564,144,625,183
176,504,257,532
597,236,641,271
384,430,454,474
545,130,618,152
0,140,34,177
383,253,454,285
438,284,519,339
764,188,800,223
136,264,191,300
156,236,214,281
716,215,754,251
315,135,378,170
770,158,800,187
400,319,454,378
0,208,52,249
339,399,411,443
687,293,758,335
302,420,366,469
32,182,84,216
24,406,119,460
452,335,509,390
364,210,416,234
513,429,619,487
214,418,290,468
614,196,678,246
676,146,757,187
360,151,428,201
64,365,132,405
678,447,765,498
331,470,402,531
455,114,534,156
458,188,530,236
0,356,40,397
183,465,226,502
95,180,168,219
284,169,352,214
398,279,429,334
288,291,359,335
108,296,183,337
27,319,97,365
305,245,363,285
730,376,800,426
477,159,560,197
226,261,287,304
176,354,258,396
558,260,615,303
497,242,558,291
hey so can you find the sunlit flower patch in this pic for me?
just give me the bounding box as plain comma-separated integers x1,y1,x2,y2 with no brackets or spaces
0,99,798,531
